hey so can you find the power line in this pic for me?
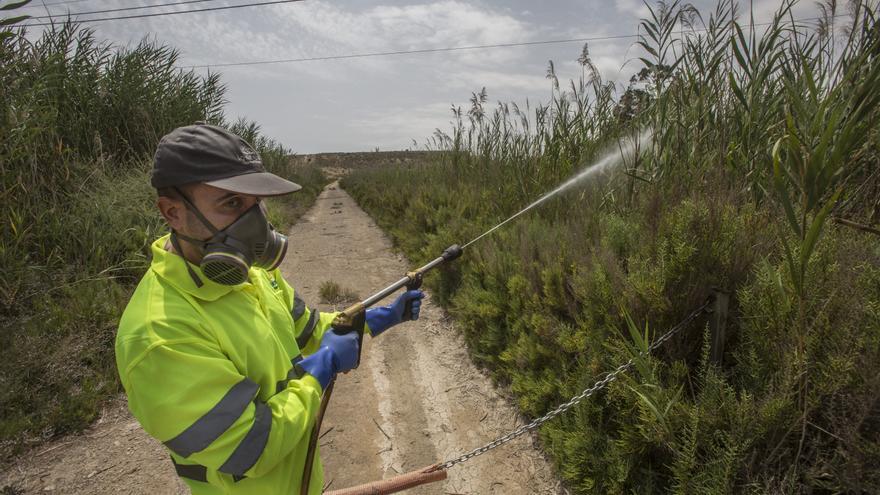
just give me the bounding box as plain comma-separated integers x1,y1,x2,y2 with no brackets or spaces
20,0,106,9
22,0,303,26
180,14,844,70
22,0,183,9
30,0,219,19
182,34,642,69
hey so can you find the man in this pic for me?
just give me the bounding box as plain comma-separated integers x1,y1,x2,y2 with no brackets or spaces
115,123,424,494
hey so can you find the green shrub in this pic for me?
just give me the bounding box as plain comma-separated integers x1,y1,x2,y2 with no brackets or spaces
342,1,880,492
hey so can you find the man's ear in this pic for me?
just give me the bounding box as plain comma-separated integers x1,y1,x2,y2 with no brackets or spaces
157,196,184,231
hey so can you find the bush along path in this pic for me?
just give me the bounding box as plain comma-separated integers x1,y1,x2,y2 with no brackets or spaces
341,2,880,491
0,182,561,494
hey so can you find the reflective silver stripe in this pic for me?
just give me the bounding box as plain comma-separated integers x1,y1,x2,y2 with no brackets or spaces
275,356,305,394
296,309,319,349
165,378,259,458
219,400,272,476
292,293,306,321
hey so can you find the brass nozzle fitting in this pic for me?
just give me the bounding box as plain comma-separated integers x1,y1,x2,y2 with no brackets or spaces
333,302,366,327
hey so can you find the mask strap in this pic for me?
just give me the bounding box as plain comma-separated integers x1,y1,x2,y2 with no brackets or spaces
170,231,204,288
168,187,214,288
173,186,222,236
169,186,220,288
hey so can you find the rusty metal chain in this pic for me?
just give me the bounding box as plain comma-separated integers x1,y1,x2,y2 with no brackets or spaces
433,300,713,471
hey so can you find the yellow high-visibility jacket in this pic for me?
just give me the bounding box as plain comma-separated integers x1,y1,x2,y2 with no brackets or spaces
116,234,339,494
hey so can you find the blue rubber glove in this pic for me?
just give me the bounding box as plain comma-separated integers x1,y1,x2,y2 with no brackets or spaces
296,329,360,389
366,289,425,336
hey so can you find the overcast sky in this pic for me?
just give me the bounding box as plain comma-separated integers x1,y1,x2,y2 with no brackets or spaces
22,0,823,153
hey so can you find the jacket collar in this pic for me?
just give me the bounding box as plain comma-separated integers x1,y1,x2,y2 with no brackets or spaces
150,234,237,301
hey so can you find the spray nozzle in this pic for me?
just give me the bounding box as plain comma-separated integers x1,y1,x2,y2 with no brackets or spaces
442,244,463,261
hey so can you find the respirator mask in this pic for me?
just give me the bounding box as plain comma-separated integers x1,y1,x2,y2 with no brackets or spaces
171,188,289,286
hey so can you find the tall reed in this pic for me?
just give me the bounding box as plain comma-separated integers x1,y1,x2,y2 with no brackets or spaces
344,1,880,491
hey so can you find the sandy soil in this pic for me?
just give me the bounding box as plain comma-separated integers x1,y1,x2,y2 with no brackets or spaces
0,181,561,494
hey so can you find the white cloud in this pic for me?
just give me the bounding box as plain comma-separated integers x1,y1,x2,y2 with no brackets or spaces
348,102,457,149
748,0,821,23
267,1,535,65
614,0,651,18
146,1,545,82
23,0,665,152
444,69,551,92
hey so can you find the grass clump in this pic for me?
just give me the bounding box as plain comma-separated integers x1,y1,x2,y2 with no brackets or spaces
0,15,326,461
318,281,360,305
343,1,880,492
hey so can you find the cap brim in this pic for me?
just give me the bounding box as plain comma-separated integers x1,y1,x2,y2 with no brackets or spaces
204,172,302,196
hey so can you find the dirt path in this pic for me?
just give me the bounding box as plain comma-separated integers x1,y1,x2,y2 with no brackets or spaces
0,181,561,494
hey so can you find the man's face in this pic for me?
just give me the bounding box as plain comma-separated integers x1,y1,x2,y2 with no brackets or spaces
159,183,261,242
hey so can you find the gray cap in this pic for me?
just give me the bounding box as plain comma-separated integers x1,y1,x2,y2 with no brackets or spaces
151,123,301,196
